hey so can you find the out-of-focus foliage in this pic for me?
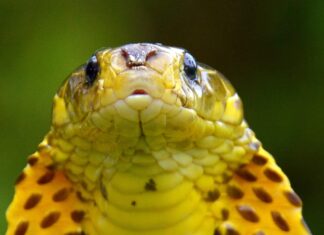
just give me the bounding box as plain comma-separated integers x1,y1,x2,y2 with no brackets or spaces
0,0,323,233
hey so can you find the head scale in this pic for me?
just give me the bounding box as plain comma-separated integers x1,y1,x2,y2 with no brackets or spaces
52,43,254,154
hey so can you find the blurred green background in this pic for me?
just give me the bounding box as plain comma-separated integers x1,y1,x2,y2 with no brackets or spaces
0,0,323,233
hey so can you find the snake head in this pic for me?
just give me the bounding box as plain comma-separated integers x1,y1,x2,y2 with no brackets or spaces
52,43,245,152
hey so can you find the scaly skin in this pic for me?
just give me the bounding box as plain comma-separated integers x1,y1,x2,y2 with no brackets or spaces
6,43,311,235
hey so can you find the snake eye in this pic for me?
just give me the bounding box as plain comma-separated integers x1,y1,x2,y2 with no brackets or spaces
85,55,99,85
183,52,197,81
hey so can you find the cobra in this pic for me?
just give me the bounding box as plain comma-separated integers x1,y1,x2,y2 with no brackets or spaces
6,43,311,235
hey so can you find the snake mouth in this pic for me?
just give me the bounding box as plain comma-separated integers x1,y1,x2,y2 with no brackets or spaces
132,89,147,95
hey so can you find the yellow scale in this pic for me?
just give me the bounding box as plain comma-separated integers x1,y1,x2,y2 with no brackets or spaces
6,43,311,235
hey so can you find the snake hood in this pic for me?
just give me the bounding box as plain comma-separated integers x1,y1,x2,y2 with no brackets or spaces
6,43,311,235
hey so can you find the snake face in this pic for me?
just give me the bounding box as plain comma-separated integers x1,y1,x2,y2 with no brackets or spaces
53,43,244,153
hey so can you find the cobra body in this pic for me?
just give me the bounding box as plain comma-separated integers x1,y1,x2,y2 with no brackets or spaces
6,43,311,235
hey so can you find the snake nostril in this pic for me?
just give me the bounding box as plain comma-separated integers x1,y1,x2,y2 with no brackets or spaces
121,44,157,68
145,50,157,61
121,49,129,60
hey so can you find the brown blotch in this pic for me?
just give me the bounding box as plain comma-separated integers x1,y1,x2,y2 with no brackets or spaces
76,191,88,202
264,168,283,182
27,156,38,166
145,178,156,191
15,172,26,185
252,187,273,203
46,164,56,171
213,228,221,235
252,154,268,166
227,185,244,199
40,211,61,228
205,189,220,202
284,190,302,207
221,209,229,220
222,173,233,183
225,225,240,235
71,210,85,223
53,187,70,202
131,201,136,206
236,205,259,223
15,221,29,235
37,171,55,185
235,168,257,182
271,211,290,232
24,193,42,209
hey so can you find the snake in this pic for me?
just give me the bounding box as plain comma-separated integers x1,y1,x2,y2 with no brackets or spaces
6,43,311,235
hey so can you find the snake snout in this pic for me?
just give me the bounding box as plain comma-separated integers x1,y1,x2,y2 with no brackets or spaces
121,43,157,68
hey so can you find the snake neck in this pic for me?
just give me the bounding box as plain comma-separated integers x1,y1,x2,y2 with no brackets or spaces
43,118,260,188
35,120,260,233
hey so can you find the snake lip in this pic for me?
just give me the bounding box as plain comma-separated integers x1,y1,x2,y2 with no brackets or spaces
132,89,147,95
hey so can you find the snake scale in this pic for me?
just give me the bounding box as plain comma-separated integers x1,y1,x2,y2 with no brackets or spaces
6,43,311,235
